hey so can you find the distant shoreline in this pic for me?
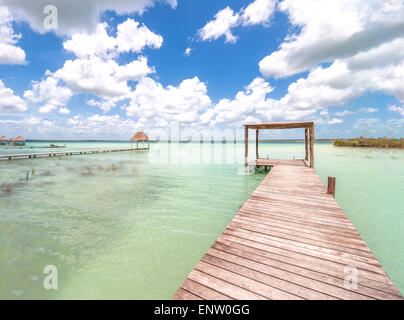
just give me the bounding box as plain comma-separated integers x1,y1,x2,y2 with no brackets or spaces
25,139,335,143
334,137,404,149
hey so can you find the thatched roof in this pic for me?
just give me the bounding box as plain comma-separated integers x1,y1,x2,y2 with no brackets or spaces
0,136,6,141
131,132,149,141
15,136,25,142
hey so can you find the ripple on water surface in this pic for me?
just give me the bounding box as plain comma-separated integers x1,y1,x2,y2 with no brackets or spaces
0,142,403,298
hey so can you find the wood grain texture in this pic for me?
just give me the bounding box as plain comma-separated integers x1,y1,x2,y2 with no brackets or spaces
310,125,314,168
245,127,249,167
305,128,309,161
244,122,314,130
173,162,403,300
328,177,336,197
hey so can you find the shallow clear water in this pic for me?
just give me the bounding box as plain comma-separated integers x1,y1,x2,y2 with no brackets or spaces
0,142,403,299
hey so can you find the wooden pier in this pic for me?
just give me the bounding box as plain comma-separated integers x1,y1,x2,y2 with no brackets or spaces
0,147,149,161
173,160,403,300
173,122,403,300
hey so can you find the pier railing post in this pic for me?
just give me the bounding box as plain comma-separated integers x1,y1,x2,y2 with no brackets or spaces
309,124,314,168
305,128,309,161
327,177,336,197
256,130,259,160
245,127,248,167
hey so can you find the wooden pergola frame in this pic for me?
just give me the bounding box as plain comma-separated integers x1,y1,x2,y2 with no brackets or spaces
244,122,315,168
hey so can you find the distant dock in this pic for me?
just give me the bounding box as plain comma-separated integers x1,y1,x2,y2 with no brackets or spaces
0,147,149,161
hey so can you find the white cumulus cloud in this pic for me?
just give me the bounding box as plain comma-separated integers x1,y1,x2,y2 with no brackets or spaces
24,76,73,110
116,18,163,53
0,79,27,112
3,0,177,35
52,56,154,98
199,0,277,43
0,7,26,64
63,19,162,58
241,0,277,26
59,107,71,115
259,0,404,78
389,105,404,116
126,77,211,126
27,19,158,112
198,7,240,43
38,104,57,114
328,118,343,125
65,114,140,137
184,47,192,56
202,78,274,125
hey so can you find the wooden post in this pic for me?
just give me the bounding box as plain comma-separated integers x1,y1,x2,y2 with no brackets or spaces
256,130,259,160
309,125,314,168
245,127,248,167
327,177,336,197
305,128,309,161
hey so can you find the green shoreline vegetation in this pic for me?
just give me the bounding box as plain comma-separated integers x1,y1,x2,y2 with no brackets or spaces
23,139,334,143
334,137,404,148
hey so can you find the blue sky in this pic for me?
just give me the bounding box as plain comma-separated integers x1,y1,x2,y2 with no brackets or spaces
1,0,404,140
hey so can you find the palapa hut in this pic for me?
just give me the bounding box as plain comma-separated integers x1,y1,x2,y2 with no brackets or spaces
0,136,7,146
130,132,149,149
15,136,26,146
9,136,26,146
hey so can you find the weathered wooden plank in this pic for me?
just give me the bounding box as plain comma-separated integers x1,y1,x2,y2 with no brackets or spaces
205,248,372,300
237,211,361,239
173,162,403,300
187,269,267,300
180,279,232,300
172,288,203,300
244,122,314,130
253,159,307,167
222,228,384,274
229,220,374,258
195,261,303,300
202,254,337,300
242,202,354,226
217,235,400,295
212,242,402,300
232,216,369,249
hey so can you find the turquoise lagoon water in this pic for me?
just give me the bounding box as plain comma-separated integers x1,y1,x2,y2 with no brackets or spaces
0,142,403,299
